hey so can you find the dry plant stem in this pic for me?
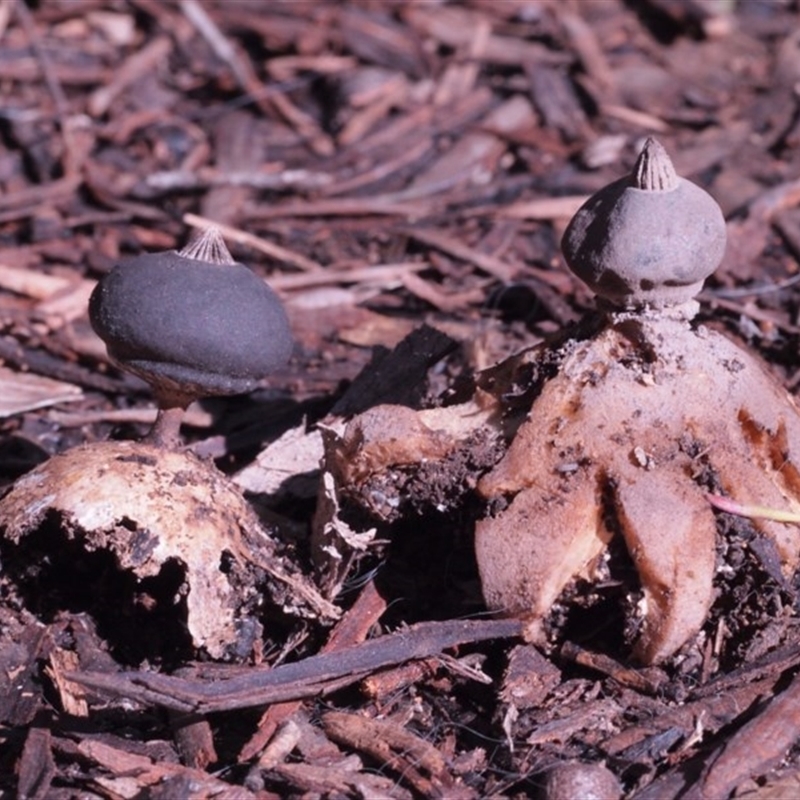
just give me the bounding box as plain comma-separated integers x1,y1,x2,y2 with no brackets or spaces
66,618,524,714
707,492,800,524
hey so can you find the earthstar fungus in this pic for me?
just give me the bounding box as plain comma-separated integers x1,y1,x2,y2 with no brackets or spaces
327,138,800,664
0,229,333,660
475,138,800,663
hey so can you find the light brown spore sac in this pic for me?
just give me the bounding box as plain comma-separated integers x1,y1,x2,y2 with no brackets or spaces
475,306,800,663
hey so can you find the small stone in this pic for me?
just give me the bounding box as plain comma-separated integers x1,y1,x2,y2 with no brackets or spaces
543,762,622,800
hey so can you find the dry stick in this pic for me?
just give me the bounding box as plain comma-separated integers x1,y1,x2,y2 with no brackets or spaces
68,618,523,714
239,577,388,764
245,196,428,220
322,711,461,799
269,262,428,292
559,641,664,695
498,195,589,221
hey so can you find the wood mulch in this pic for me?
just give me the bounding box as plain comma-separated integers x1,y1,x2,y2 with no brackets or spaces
2,0,800,797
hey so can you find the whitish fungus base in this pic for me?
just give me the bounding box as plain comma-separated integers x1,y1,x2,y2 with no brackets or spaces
476,312,800,663
0,441,335,660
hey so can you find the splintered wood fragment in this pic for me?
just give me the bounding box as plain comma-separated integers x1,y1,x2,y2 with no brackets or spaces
77,738,258,798
17,726,56,800
0,367,83,418
323,711,473,799
169,710,217,770
44,649,88,717
690,671,800,799
67,618,523,714
501,644,561,710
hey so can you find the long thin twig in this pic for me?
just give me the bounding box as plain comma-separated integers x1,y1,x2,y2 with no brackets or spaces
68,618,523,714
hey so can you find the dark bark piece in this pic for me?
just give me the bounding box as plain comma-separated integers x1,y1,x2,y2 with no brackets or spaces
0,625,51,727
170,711,217,770
526,64,590,143
688,671,800,799
331,323,458,417
501,644,562,710
17,725,55,800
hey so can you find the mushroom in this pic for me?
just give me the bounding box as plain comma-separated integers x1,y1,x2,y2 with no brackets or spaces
89,226,293,447
474,138,800,662
0,229,335,661
324,138,800,664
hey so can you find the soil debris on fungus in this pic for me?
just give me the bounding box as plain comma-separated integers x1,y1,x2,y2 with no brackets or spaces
330,139,800,665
